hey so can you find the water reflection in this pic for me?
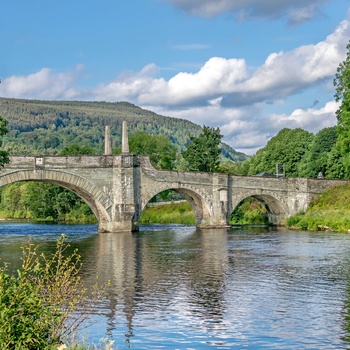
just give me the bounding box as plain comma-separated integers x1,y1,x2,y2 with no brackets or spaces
1,223,350,348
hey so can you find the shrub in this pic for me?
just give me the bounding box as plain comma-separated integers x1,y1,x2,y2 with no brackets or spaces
0,235,104,349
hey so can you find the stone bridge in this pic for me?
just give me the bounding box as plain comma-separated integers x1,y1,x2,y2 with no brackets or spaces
0,153,346,232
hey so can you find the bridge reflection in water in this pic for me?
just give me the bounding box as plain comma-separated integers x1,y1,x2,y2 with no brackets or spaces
79,227,231,341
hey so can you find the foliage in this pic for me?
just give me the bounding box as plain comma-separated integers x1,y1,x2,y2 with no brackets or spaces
127,131,177,170
0,98,246,162
0,182,96,223
218,159,250,175
0,116,10,168
287,183,350,232
0,235,104,349
247,128,314,177
334,41,350,175
325,144,346,179
59,144,96,156
230,197,269,225
298,127,338,178
140,201,195,225
182,126,223,172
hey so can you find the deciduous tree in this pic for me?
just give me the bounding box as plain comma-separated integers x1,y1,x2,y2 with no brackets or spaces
247,128,314,177
0,116,9,168
182,126,222,172
334,40,350,176
128,131,177,170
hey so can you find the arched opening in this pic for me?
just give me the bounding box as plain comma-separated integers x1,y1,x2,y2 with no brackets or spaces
0,169,114,231
230,194,287,226
140,189,206,226
0,181,97,223
230,197,269,226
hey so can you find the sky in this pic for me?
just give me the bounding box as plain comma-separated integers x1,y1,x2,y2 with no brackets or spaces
1,0,350,154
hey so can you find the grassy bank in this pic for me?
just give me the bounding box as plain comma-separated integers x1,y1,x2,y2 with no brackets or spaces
287,183,350,232
140,201,196,225
0,206,97,224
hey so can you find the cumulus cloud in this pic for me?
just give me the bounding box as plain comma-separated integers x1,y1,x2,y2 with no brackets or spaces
162,0,328,24
0,66,83,100
89,17,350,110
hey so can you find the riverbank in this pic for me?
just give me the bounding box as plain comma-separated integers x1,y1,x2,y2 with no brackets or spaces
287,183,350,232
140,201,196,225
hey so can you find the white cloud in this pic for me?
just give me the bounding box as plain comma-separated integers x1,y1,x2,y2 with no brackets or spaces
266,100,338,132
162,0,328,24
0,66,83,100
91,17,350,109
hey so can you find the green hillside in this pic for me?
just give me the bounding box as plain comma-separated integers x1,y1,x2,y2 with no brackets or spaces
0,97,247,161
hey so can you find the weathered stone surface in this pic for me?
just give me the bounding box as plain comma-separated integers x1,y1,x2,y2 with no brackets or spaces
1,155,347,232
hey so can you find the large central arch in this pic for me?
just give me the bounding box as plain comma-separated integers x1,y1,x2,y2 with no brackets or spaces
0,169,113,229
141,185,212,226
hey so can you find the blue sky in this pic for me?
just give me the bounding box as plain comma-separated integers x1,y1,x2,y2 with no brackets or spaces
1,0,350,154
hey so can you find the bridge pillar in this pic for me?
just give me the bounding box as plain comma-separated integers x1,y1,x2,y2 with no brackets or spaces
102,154,141,233
197,174,230,229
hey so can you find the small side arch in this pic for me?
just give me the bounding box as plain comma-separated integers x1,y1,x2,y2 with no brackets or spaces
0,170,113,228
230,192,288,225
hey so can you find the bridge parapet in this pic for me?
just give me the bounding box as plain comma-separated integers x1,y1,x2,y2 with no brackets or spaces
6,155,116,169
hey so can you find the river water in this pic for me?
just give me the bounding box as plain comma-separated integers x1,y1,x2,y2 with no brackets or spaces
1,222,350,349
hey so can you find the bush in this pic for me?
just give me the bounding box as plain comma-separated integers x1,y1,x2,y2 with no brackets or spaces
0,235,104,349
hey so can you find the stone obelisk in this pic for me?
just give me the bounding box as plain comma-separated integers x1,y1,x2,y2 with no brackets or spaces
121,120,129,154
104,125,112,155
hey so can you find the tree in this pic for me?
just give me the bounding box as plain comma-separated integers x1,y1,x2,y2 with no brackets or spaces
59,144,95,155
0,116,10,168
334,40,350,176
128,131,177,170
247,128,314,177
298,127,337,178
182,126,222,172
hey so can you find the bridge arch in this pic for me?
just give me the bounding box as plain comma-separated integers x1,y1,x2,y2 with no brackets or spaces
230,192,288,225
141,184,212,226
0,170,113,228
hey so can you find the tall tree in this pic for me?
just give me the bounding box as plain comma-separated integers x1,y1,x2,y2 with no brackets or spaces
334,40,350,176
0,116,10,167
128,131,177,170
247,128,314,177
298,127,337,178
182,126,222,172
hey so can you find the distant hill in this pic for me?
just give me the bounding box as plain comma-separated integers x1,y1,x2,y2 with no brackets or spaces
0,97,248,161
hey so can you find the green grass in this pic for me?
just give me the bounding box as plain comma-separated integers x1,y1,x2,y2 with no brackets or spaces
230,197,268,225
140,201,195,225
287,183,350,232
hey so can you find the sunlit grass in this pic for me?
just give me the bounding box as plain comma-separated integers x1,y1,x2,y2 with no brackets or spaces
287,183,350,232
140,201,195,225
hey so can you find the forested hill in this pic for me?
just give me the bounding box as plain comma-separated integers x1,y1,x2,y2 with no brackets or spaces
0,97,247,161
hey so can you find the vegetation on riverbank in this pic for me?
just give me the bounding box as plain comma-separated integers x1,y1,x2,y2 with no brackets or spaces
0,235,106,349
140,198,269,226
0,182,97,224
230,198,269,225
140,201,196,225
287,183,350,232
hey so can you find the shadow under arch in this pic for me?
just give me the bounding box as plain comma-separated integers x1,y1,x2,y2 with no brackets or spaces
231,193,287,225
0,170,112,228
141,186,211,226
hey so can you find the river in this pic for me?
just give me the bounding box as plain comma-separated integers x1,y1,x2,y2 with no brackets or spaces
1,222,350,349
